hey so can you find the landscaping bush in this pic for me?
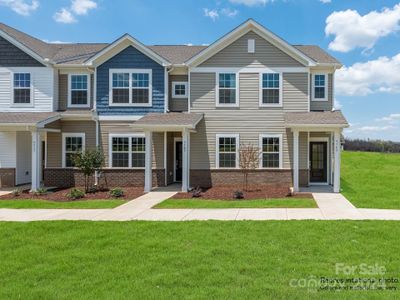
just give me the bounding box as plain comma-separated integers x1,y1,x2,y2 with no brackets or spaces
191,186,202,198
233,190,244,199
110,188,124,198
67,188,85,200
34,187,47,196
12,188,21,197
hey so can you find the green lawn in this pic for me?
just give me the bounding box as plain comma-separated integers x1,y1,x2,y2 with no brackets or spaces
0,221,399,299
342,151,400,209
155,198,317,209
0,199,125,209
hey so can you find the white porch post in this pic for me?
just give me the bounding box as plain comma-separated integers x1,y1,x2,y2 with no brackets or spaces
293,129,299,192
144,131,152,193
182,128,190,192
333,129,341,193
30,130,41,192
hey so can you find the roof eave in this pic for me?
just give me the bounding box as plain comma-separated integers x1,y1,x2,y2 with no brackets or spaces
286,123,349,128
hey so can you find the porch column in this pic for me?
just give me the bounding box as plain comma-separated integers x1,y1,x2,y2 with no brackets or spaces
293,129,299,192
30,130,41,192
333,129,341,193
144,131,152,193
182,128,190,192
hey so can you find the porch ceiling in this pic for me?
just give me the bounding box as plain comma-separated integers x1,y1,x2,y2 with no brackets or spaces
131,112,204,131
284,110,349,129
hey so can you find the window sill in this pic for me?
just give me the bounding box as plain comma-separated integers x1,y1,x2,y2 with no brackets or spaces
10,104,34,108
109,103,152,107
259,104,283,108
311,99,328,102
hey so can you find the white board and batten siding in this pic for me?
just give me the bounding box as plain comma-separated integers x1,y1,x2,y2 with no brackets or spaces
0,132,17,168
0,67,55,112
16,131,32,185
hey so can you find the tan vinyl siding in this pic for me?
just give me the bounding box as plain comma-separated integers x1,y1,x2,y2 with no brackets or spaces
310,73,333,111
58,74,94,111
169,74,188,112
99,121,164,169
284,73,309,112
46,120,96,168
200,31,304,68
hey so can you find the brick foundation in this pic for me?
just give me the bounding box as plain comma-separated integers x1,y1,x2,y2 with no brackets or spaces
0,168,15,188
44,168,165,188
190,169,294,188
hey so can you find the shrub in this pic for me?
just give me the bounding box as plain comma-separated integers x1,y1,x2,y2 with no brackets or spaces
110,188,124,198
34,187,47,196
73,149,105,193
67,188,85,200
233,190,244,199
191,186,202,198
12,188,21,197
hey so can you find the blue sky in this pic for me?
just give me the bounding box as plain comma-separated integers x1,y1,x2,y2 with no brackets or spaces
1,0,400,141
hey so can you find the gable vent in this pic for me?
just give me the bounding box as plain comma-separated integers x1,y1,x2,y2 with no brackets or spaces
247,39,255,53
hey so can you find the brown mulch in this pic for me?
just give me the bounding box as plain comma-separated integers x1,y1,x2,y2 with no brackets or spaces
172,185,313,200
0,187,144,202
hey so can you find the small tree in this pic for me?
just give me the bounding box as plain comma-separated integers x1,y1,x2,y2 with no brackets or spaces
239,144,261,191
73,149,105,193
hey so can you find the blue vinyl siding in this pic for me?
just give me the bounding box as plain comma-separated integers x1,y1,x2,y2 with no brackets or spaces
96,46,165,115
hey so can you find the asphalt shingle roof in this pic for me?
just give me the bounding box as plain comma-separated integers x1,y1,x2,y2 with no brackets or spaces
0,112,60,125
285,111,349,126
133,113,203,129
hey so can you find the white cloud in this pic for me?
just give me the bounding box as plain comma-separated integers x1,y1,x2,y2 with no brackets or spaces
71,0,97,15
203,8,219,21
335,53,400,96
376,113,400,122
229,0,267,6
0,0,38,16
221,8,239,17
325,4,400,52
53,8,77,24
320,0,331,3
333,98,342,110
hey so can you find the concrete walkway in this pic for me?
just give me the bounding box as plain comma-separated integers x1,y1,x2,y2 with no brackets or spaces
0,186,400,221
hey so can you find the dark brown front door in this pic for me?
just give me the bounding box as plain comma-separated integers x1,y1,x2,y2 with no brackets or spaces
310,142,327,183
175,141,182,182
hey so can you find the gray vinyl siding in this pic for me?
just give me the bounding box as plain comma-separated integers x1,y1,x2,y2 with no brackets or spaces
310,73,333,111
169,74,188,112
190,72,309,169
0,36,44,67
58,74,94,111
98,122,164,169
200,31,304,68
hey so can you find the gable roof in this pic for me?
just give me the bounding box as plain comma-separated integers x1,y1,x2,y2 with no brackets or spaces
185,19,317,67
294,45,341,65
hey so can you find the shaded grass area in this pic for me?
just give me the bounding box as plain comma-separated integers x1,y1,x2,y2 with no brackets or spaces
0,221,399,299
342,151,400,209
154,198,317,208
0,199,125,209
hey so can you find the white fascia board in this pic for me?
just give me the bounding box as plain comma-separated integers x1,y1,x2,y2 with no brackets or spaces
98,115,143,121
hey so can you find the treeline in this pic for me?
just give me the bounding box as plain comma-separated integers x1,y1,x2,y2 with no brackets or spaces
344,139,400,153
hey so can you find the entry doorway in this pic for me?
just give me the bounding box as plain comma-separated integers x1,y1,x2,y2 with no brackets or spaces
174,138,183,182
310,141,328,184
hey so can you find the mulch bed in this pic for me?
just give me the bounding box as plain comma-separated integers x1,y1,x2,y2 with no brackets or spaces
172,185,313,200
0,187,144,202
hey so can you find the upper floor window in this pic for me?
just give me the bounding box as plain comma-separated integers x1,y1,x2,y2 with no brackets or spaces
216,134,239,168
109,69,152,107
13,73,31,105
62,133,85,168
313,74,327,101
217,73,238,107
260,73,282,107
109,134,146,168
172,81,188,98
69,74,89,108
260,134,282,169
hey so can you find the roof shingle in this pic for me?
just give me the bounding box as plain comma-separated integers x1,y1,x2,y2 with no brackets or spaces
285,111,349,127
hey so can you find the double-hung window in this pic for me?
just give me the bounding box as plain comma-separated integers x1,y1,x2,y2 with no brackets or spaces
110,134,146,168
216,134,239,168
313,74,327,101
69,74,89,107
260,134,282,169
13,73,31,105
110,69,152,106
62,133,85,168
172,81,188,98
217,73,238,106
260,73,282,106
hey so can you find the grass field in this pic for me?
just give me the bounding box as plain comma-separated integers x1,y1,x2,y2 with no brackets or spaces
154,198,317,208
341,151,400,209
0,199,125,209
0,221,398,299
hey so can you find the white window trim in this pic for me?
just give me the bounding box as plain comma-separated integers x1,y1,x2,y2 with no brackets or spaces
215,133,240,169
259,72,283,107
259,134,283,169
62,133,86,168
172,81,188,99
10,71,34,108
68,74,90,108
215,72,239,108
311,73,328,102
108,133,146,169
109,68,152,107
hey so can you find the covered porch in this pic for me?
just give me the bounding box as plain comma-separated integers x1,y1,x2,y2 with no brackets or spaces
131,112,203,192
285,111,349,193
